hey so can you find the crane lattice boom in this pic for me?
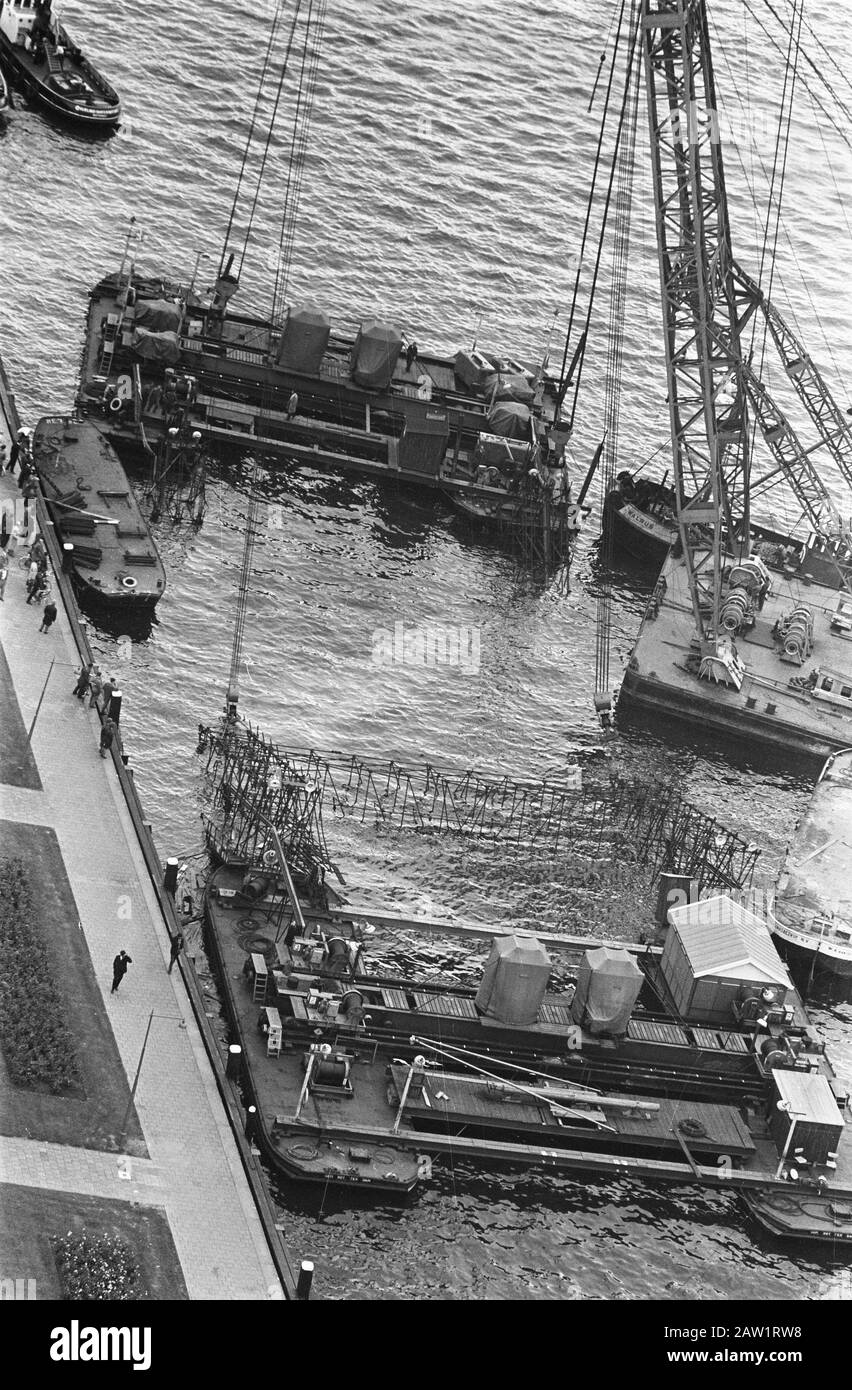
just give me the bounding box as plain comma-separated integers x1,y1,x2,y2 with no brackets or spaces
642,0,753,665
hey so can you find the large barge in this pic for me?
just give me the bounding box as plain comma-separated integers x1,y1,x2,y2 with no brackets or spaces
205,860,852,1242
619,539,852,759
75,264,586,557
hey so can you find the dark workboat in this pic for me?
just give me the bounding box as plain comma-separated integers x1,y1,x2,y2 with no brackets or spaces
204,853,852,1241
603,470,677,565
0,0,120,128
32,416,166,612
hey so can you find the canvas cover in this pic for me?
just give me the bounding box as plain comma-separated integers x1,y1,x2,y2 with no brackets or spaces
132,328,181,364
276,306,331,375
487,401,532,439
483,372,536,406
571,946,643,1036
475,933,550,1026
134,299,182,333
351,320,403,390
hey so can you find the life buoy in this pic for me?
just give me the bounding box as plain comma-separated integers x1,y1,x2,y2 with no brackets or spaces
109,396,126,415
121,575,137,590
759,1193,799,1212
287,1143,321,1162
678,1117,707,1139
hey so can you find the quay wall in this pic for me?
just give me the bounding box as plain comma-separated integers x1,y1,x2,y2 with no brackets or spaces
0,359,299,1301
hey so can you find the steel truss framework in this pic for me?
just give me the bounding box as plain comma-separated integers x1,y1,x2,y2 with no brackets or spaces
198,717,760,892
642,0,753,643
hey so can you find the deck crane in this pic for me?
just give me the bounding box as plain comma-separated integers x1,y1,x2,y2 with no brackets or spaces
742,362,852,590
734,263,852,501
641,0,759,689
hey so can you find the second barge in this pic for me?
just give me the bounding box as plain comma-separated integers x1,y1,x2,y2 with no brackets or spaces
205,859,852,1242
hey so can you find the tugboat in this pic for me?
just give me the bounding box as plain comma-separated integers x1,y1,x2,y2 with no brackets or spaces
0,0,120,128
603,470,677,566
32,416,166,613
771,747,852,983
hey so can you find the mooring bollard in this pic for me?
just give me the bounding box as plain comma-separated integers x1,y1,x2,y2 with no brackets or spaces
108,689,123,724
164,858,179,895
296,1260,314,1302
226,1044,242,1080
245,1104,258,1141
62,541,75,572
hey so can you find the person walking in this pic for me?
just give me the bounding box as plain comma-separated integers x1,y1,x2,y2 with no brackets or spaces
39,599,58,633
111,950,132,993
25,557,40,603
99,716,116,758
167,931,185,974
73,660,94,699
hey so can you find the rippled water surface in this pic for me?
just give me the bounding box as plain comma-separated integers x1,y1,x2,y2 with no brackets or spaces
2,0,852,1299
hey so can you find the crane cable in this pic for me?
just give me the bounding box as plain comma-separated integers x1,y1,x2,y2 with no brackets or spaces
219,0,288,276
594,2,642,720
236,0,310,281
227,0,326,710
747,0,803,469
555,0,628,415
567,2,643,435
271,0,329,324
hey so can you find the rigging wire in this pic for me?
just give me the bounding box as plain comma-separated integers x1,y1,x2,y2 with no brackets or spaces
271,0,329,323
567,4,643,435
555,0,628,410
742,0,852,154
759,0,852,129
595,2,642,715
236,0,307,280
746,0,803,468
219,0,287,275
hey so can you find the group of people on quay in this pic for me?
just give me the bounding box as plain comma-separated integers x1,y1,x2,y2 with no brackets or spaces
0,427,56,629
0,425,117,746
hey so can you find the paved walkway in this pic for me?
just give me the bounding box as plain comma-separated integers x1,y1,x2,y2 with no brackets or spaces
0,411,283,1300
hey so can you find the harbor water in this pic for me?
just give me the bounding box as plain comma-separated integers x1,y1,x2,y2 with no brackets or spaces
2,0,852,1298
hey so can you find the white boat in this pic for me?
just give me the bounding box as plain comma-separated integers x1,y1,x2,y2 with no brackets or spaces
771,748,852,981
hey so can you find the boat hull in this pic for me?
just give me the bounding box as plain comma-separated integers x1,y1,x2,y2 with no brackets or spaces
770,922,852,982
32,416,166,613
603,489,674,565
0,35,120,128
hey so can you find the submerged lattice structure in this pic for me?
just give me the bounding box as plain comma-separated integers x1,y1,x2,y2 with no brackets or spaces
198,720,759,893
198,718,330,880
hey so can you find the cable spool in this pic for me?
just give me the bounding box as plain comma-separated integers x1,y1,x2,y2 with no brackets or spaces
719,587,751,633
760,1037,786,1069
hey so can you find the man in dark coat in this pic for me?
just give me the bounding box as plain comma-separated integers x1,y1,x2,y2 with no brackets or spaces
39,600,58,633
111,950,132,993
